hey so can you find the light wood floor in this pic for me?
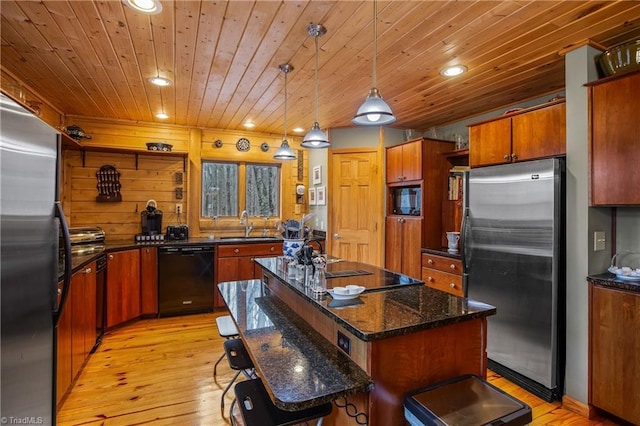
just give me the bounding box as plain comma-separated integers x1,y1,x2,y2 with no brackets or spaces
57,312,621,425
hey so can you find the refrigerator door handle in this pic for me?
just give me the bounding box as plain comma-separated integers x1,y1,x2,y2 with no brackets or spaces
53,201,72,326
460,206,471,297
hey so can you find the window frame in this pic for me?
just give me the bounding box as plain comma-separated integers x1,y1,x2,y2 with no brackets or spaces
200,159,282,227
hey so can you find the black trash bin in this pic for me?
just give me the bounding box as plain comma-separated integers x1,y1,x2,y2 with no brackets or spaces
404,375,532,426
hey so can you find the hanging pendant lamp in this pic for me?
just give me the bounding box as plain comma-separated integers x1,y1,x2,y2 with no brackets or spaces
273,64,297,160
352,0,396,126
302,24,330,149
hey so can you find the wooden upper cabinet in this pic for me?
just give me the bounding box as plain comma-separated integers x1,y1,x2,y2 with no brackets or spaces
469,100,566,168
589,70,640,206
386,139,422,183
512,102,566,161
469,119,511,167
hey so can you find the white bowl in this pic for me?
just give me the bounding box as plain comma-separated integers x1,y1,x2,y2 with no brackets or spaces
346,285,362,294
333,286,348,295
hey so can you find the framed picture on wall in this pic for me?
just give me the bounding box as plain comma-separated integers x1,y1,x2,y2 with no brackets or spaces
317,186,326,205
309,187,316,205
312,165,322,185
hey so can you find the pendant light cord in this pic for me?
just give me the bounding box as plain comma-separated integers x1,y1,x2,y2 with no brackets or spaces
314,34,319,123
372,0,377,88
284,70,288,141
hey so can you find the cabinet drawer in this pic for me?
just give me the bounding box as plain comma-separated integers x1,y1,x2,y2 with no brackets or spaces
421,253,462,275
217,242,280,258
422,268,463,296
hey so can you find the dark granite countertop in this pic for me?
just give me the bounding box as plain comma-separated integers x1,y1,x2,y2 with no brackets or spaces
255,257,496,341
218,280,373,411
587,273,640,293
421,247,461,260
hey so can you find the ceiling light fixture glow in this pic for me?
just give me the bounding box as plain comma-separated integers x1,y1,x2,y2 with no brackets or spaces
440,65,468,77
243,121,255,128
156,112,168,119
292,127,305,133
273,64,297,161
148,76,172,86
124,0,163,14
352,0,396,126
302,24,330,149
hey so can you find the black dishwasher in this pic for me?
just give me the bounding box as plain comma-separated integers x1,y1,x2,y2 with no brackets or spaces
158,245,214,317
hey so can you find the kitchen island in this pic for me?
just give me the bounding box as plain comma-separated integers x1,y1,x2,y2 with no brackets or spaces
218,257,496,426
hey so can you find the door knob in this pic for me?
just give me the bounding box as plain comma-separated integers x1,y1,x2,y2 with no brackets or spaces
511,153,518,160
503,154,509,161
333,233,340,239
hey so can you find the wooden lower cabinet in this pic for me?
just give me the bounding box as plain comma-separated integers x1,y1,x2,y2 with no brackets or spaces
140,247,158,315
421,252,463,296
590,284,640,424
57,260,97,407
106,249,141,327
56,281,72,407
385,216,422,279
214,242,280,308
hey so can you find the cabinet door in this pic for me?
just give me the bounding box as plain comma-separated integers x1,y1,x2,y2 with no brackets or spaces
384,217,403,273
402,217,423,279
591,72,640,205
106,249,141,328
140,247,158,315
590,285,640,424
401,140,422,182
469,119,511,167
83,262,97,356
70,269,85,380
512,102,566,161
56,281,72,407
386,145,404,183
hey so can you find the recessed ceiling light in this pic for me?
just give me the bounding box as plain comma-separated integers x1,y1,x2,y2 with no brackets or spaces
292,127,305,133
156,112,168,119
124,0,163,14
440,65,468,77
243,121,255,128
148,76,172,86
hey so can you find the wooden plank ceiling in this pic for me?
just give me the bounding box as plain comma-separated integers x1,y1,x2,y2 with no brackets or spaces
2,1,640,135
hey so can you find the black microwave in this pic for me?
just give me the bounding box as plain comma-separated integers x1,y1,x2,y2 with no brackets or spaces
390,186,421,215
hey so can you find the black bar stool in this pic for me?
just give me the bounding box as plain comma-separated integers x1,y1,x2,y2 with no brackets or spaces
233,378,333,426
221,338,255,418
213,315,239,377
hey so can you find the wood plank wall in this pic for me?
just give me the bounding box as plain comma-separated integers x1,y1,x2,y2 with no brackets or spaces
62,116,308,242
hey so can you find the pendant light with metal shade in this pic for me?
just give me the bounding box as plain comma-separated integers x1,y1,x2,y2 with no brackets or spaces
301,24,330,149
352,0,396,126
273,64,297,160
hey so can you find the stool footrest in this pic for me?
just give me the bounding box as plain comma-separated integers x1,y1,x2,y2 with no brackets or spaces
216,315,239,338
235,379,332,426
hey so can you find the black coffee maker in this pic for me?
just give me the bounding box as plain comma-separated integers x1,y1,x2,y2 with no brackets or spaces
141,199,163,235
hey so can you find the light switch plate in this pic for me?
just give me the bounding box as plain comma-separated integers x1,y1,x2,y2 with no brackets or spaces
594,231,606,251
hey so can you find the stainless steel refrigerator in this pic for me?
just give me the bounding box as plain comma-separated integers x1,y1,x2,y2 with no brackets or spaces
1,93,72,424
462,158,565,402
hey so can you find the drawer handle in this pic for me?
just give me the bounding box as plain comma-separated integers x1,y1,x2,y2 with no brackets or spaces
449,283,456,289
270,247,275,252
427,259,434,265
511,153,518,161
85,267,92,274
109,254,114,260
427,276,434,282
504,154,509,161
234,248,240,254
450,264,456,270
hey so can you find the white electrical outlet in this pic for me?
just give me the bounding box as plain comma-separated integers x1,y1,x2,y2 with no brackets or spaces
594,231,606,251
176,204,183,214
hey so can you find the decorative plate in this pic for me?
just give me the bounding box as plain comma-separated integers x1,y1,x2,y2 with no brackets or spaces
236,137,250,152
214,139,223,148
260,142,270,152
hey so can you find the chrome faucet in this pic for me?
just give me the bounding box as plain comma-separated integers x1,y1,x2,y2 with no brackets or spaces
240,210,253,237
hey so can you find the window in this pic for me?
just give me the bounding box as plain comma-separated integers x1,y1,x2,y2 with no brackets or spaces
201,161,280,218
245,164,279,217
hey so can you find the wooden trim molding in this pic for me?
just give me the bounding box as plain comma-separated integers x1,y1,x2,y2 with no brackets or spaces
562,395,596,419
